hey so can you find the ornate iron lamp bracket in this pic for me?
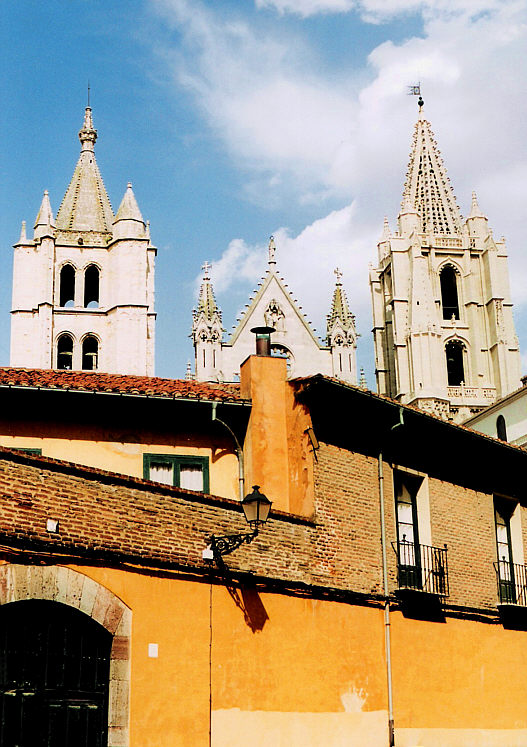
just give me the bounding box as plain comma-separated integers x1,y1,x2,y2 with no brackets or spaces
210,529,258,557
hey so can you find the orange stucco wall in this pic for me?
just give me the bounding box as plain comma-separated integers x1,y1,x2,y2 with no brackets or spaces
240,355,314,515
68,565,386,746
0,427,239,501
4,560,527,745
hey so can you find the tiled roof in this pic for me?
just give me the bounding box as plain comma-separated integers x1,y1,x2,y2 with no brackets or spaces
0,368,244,403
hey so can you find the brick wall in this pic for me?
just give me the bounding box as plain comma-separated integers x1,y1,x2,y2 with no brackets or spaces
0,441,515,614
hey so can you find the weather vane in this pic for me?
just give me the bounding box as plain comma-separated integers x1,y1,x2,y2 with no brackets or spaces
201,261,211,280
408,82,424,111
87,81,90,108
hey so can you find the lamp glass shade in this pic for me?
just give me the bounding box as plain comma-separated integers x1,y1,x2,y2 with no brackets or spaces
242,485,272,526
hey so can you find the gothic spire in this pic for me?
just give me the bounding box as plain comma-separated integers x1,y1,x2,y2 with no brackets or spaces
114,182,144,223
56,106,114,234
327,268,354,336
196,262,221,322
401,104,463,235
468,191,485,219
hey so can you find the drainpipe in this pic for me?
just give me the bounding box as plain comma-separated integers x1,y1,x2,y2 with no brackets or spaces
379,406,404,747
211,401,244,501
379,449,394,747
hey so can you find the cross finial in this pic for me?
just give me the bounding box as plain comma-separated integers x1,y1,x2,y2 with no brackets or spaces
87,81,90,107
201,261,211,280
268,235,276,265
334,267,342,284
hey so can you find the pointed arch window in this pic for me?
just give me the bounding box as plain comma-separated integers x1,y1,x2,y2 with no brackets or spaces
59,264,75,307
445,340,465,386
56,334,73,370
82,335,99,370
440,265,460,320
84,265,100,308
496,415,507,442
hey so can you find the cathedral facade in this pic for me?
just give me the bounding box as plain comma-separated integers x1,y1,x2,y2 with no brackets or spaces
10,107,156,376
369,100,521,422
191,238,358,383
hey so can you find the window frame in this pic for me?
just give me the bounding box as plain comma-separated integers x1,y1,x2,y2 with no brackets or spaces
494,496,516,603
143,454,210,494
394,470,423,590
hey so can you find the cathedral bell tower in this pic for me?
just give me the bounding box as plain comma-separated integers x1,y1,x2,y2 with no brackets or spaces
369,98,521,422
10,106,156,375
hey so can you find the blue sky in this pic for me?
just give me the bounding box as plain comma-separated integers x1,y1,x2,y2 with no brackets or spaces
2,0,527,383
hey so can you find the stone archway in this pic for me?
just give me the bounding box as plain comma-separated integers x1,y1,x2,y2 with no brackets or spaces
0,564,131,747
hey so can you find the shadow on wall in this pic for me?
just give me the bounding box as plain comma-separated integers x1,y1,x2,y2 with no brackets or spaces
225,581,269,633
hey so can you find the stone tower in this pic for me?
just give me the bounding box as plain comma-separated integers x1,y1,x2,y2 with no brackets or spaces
192,262,224,381
192,237,357,383
10,107,156,375
369,99,521,422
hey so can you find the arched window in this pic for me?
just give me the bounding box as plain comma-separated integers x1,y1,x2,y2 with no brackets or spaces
84,265,100,308
497,415,508,442
59,264,75,307
445,340,465,386
440,265,460,320
82,335,99,370
57,334,73,369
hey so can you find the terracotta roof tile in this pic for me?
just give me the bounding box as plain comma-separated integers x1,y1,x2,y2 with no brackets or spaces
0,368,244,403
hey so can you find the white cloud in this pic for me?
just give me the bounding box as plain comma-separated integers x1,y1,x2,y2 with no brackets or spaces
151,0,527,376
255,0,504,20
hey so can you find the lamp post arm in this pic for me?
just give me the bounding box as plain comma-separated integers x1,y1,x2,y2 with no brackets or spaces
210,528,258,557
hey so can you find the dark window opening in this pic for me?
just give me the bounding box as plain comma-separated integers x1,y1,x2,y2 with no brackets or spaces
82,336,98,371
57,334,73,370
0,600,111,747
497,415,507,442
84,265,100,308
59,265,75,308
144,454,209,493
394,471,423,590
446,340,465,385
495,498,515,603
440,265,460,320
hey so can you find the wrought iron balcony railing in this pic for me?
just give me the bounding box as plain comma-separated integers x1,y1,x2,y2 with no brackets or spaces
393,540,449,597
494,560,527,606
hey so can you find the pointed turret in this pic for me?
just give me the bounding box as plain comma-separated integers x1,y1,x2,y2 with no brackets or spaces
192,262,224,381
466,190,489,239
195,261,221,322
56,106,113,236
113,182,146,239
327,268,357,383
326,268,354,337
401,100,463,236
34,190,55,239
381,216,391,241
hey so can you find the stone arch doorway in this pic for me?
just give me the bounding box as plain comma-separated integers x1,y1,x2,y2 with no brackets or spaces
0,565,131,747
0,600,112,746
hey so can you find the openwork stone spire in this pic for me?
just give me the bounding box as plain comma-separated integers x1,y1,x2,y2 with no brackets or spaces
196,261,221,322
56,107,114,233
327,268,354,337
401,106,463,235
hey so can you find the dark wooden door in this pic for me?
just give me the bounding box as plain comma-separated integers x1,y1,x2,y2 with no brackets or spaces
0,599,111,747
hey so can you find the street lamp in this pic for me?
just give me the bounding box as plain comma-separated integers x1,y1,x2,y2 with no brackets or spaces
204,485,272,559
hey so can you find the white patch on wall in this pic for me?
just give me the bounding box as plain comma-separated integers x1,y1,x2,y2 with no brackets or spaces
148,643,159,658
340,685,366,713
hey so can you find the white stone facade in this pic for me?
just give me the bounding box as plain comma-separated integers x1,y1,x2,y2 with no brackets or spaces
192,241,357,383
10,108,156,376
370,103,521,422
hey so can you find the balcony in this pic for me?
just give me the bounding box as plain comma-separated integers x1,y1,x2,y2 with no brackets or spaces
393,540,449,597
494,560,527,607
